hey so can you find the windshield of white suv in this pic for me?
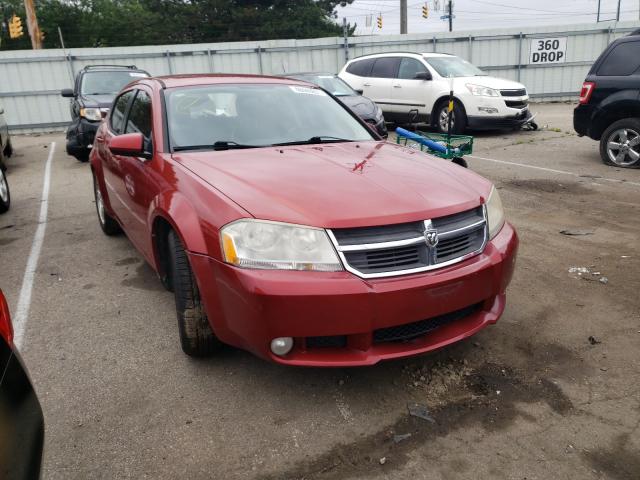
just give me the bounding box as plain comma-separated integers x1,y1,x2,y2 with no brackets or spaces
293,75,355,96
166,84,374,151
81,71,148,95
424,56,486,77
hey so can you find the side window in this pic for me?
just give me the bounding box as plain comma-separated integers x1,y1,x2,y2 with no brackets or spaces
370,58,400,79
346,59,374,77
597,41,640,76
125,90,152,139
110,91,135,134
397,58,428,79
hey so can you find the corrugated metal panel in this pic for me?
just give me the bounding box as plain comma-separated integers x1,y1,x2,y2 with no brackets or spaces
1,20,638,132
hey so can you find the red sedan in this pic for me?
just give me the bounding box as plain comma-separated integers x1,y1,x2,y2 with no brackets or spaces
90,74,518,366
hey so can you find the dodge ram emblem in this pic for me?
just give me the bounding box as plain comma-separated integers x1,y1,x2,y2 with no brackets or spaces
423,220,439,248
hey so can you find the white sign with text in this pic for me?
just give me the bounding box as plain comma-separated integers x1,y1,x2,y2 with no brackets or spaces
529,37,567,64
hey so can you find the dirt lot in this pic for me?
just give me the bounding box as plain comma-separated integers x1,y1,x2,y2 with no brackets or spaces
1,102,639,479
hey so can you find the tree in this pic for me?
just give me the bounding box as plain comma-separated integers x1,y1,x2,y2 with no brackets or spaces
0,0,355,50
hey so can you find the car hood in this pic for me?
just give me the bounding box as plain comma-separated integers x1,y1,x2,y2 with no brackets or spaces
80,94,115,108
338,95,378,118
173,142,492,228
454,76,527,92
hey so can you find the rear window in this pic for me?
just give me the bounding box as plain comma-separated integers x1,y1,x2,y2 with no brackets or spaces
597,41,640,76
346,59,374,77
370,58,400,79
81,70,149,95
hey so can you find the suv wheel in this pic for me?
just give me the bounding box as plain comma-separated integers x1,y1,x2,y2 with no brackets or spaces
0,164,10,214
434,100,467,135
600,119,640,168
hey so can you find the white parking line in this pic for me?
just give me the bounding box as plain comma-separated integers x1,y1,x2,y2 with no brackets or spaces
468,154,640,188
13,142,56,349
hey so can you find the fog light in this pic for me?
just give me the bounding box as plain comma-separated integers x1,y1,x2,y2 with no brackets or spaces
478,106,499,114
270,337,293,356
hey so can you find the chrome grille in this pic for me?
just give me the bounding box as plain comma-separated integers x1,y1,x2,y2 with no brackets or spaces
499,89,527,97
329,206,487,279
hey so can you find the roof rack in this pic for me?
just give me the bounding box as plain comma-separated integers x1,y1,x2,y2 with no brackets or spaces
82,64,139,71
350,51,452,61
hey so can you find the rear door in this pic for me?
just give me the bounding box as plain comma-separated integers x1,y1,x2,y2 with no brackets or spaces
99,89,136,226
390,57,434,120
364,57,400,113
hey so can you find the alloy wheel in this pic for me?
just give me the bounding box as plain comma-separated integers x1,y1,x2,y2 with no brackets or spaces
439,108,454,132
606,128,640,167
94,179,106,225
0,169,8,203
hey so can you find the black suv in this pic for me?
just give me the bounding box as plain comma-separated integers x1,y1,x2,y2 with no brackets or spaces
61,65,150,162
574,31,640,168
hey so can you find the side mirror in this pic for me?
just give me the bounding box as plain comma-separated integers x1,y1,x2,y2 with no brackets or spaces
355,89,364,95
108,133,151,159
61,88,74,98
414,72,432,81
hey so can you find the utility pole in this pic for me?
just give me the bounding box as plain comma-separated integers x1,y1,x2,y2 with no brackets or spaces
597,0,601,22
448,0,453,32
342,17,349,63
23,0,43,49
616,0,621,21
400,0,408,34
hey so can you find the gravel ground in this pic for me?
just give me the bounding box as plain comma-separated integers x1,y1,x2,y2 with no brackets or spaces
1,102,638,480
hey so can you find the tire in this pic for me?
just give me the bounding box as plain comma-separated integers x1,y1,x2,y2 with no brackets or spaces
0,164,10,214
168,230,221,357
3,138,13,158
75,151,90,163
599,118,640,168
434,100,467,135
93,172,121,235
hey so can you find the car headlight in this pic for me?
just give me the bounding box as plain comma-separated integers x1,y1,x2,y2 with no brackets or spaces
221,219,343,271
465,84,499,97
486,186,505,239
80,107,102,122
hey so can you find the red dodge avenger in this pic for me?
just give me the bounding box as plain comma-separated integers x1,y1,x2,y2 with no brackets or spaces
90,74,518,366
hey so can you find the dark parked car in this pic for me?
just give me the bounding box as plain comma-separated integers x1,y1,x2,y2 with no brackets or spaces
574,31,640,167
61,65,150,162
0,105,13,214
287,73,388,137
0,289,44,479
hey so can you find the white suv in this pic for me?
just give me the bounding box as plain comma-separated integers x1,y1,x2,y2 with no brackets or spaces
339,52,531,134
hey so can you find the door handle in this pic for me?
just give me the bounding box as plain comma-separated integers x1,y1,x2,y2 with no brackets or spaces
393,85,402,88
363,83,371,87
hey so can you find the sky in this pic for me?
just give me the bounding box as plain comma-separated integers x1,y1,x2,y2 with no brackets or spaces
335,0,640,35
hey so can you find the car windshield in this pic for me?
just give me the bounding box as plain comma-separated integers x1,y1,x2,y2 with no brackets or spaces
424,56,486,77
166,84,374,151
293,75,355,96
81,71,148,95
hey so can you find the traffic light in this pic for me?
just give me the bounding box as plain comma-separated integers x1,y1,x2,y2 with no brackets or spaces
377,14,382,29
422,3,429,18
8,15,24,39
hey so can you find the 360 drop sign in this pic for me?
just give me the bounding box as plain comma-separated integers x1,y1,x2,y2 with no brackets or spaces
529,37,567,64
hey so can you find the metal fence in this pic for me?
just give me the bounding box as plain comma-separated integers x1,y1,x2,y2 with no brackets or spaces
1,20,638,132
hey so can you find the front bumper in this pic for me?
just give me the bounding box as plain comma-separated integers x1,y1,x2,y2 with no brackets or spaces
65,117,100,155
190,222,518,366
467,109,532,130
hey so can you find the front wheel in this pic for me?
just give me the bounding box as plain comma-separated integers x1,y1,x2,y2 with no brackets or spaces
168,230,222,357
0,167,10,214
434,101,467,135
599,119,640,168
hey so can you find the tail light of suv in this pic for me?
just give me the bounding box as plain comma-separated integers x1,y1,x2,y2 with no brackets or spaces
0,290,14,346
579,82,595,104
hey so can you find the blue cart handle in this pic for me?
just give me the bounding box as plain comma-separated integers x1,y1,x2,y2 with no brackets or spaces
396,127,452,155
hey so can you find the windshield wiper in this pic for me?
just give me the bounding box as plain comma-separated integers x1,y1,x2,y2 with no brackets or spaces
173,141,260,152
272,136,354,147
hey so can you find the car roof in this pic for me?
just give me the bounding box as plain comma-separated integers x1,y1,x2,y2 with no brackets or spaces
149,74,313,89
349,52,453,62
